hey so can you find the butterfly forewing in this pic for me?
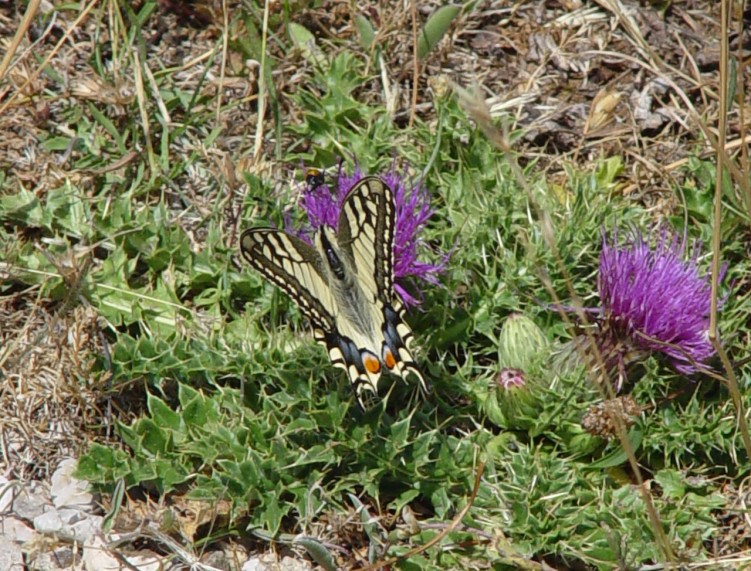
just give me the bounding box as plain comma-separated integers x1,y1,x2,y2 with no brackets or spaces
239,229,336,332
337,177,395,304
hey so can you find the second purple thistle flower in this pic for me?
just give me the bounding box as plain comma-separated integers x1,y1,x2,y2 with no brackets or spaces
590,227,724,387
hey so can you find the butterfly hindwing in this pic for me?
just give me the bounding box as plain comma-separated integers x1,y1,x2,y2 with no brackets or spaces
337,177,429,401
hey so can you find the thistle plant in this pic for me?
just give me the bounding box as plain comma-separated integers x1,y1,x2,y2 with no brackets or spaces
584,227,724,388
289,164,445,306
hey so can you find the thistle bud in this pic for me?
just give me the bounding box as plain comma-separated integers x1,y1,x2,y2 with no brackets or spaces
498,313,548,371
482,367,544,430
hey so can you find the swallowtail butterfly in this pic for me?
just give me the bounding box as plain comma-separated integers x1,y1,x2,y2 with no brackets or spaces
240,176,429,409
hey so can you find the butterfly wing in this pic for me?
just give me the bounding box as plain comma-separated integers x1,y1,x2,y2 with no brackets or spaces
336,177,430,400
336,177,395,304
240,227,387,406
239,229,336,333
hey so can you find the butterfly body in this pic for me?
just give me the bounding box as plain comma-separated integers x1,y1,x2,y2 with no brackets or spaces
240,177,429,408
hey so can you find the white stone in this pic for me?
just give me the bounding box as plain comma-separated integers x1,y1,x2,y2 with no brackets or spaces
242,554,313,571
0,536,24,570
1,514,36,543
12,483,50,521
27,546,75,570
279,556,313,571
33,510,63,535
83,535,120,571
34,507,102,543
83,535,165,571
50,458,94,510
242,554,277,571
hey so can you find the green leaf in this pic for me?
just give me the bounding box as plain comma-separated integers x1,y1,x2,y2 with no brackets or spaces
354,14,375,50
288,23,325,67
654,469,685,500
587,428,643,469
182,393,212,428
417,5,461,60
392,489,420,515
76,444,130,483
389,416,411,450
178,382,200,407
154,459,190,490
261,492,286,536
349,493,386,547
0,188,50,228
294,536,338,571
102,479,125,533
135,418,171,455
147,393,182,431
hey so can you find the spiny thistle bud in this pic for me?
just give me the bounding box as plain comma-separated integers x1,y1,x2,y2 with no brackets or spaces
482,367,546,430
498,313,549,371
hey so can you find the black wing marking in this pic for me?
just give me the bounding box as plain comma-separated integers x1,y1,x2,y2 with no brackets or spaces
336,176,395,304
383,305,430,396
239,229,336,331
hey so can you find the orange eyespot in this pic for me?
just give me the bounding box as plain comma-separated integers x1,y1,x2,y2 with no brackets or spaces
363,353,381,374
383,348,396,370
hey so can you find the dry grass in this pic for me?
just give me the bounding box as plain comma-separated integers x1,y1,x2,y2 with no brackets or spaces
0,299,108,479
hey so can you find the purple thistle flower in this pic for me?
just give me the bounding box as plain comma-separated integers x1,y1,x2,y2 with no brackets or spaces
596,227,723,378
287,164,445,306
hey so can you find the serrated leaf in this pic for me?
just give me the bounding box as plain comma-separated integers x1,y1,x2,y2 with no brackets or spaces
135,418,171,455
261,493,285,536
154,459,190,490
127,457,156,487
390,416,411,450
654,469,685,500
147,393,182,431
178,383,200,407
417,5,461,60
0,188,50,228
182,394,212,428
75,444,130,482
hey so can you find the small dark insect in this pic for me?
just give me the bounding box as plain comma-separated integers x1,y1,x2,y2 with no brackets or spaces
305,168,325,190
